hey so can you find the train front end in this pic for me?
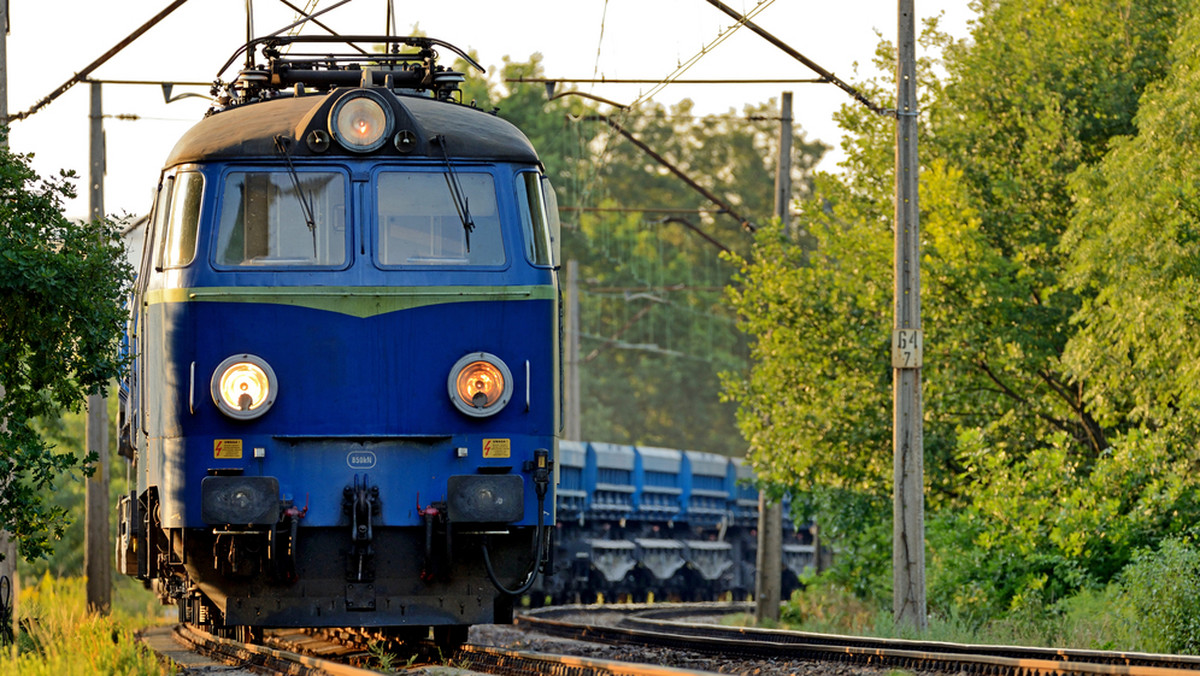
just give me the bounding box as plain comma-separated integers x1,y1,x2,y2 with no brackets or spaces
117,38,560,640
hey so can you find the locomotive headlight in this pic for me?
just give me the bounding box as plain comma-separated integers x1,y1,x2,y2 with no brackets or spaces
329,90,393,153
448,352,513,417
211,354,277,420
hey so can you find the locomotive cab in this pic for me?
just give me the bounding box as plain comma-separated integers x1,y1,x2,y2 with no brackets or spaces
118,36,560,641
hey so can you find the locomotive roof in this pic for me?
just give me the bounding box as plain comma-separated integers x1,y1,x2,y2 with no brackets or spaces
163,89,540,168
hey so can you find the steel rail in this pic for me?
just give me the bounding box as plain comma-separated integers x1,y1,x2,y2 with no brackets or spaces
164,621,723,676
313,624,723,675
518,605,1200,676
172,623,378,676
626,606,1200,670
459,644,722,676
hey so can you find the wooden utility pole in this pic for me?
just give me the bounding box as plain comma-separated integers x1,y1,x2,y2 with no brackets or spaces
754,91,792,624
892,0,927,630
84,81,112,615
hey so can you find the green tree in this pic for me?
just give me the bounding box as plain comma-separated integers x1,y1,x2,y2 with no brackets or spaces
0,138,132,562
919,0,1190,617
1063,5,1200,441
725,0,1193,618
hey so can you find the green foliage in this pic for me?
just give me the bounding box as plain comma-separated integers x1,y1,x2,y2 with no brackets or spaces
784,543,1200,654
18,396,138,579
0,135,133,563
365,640,403,672
1118,538,1200,654
778,582,879,634
1054,584,1131,651
921,0,1184,467
950,427,1195,619
1063,6,1200,434
931,429,1200,621
725,0,1200,622
3,575,169,675
920,0,1194,619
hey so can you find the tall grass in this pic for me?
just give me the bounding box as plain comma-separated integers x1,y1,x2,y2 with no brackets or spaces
762,581,1134,649
768,567,1188,653
0,574,172,675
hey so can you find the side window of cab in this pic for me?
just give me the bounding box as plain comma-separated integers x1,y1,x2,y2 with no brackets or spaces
157,171,204,269
516,171,557,268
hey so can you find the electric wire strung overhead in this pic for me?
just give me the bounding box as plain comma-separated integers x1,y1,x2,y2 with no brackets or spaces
624,0,776,111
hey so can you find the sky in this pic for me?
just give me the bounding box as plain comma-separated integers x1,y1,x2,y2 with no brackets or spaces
4,0,976,219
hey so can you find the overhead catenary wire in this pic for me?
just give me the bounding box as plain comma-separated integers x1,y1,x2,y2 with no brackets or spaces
215,0,356,78
583,114,757,234
284,0,320,37
558,206,725,214
513,77,826,85
536,5,774,369
568,1,775,241
591,0,610,91
624,0,776,110
10,0,191,122
703,0,890,116
524,2,891,118
660,216,731,254
276,0,370,56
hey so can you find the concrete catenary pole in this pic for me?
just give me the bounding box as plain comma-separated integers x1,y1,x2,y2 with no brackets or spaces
893,0,927,631
565,260,582,441
754,492,782,621
0,0,19,644
774,92,794,239
754,92,793,624
84,81,112,615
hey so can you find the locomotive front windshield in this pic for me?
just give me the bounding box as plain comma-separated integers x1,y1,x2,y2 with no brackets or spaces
215,172,346,266
377,171,504,266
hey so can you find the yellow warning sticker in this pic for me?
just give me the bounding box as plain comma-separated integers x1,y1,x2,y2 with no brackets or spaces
214,439,243,459
482,438,511,459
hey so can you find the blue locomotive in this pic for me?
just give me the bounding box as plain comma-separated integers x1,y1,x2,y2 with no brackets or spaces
116,35,559,645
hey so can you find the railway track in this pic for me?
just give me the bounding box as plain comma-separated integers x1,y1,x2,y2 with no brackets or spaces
142,605,1200,676
518,603,1200,676
149,620,718,675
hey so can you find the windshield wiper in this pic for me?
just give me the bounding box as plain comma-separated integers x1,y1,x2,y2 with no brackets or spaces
433,134,475,252
274,135,318,257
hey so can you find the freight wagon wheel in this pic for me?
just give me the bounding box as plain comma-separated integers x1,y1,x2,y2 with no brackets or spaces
433,625,468,651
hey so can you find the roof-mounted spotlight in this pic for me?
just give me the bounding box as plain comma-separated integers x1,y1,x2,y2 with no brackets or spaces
329,90,394,153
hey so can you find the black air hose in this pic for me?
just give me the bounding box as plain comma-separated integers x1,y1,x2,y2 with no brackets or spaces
483,448,550,596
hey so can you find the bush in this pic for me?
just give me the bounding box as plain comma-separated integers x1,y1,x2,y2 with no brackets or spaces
1119,538,1200,654
779,582,879,634
0,575,169,675
1056,584,1132,651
